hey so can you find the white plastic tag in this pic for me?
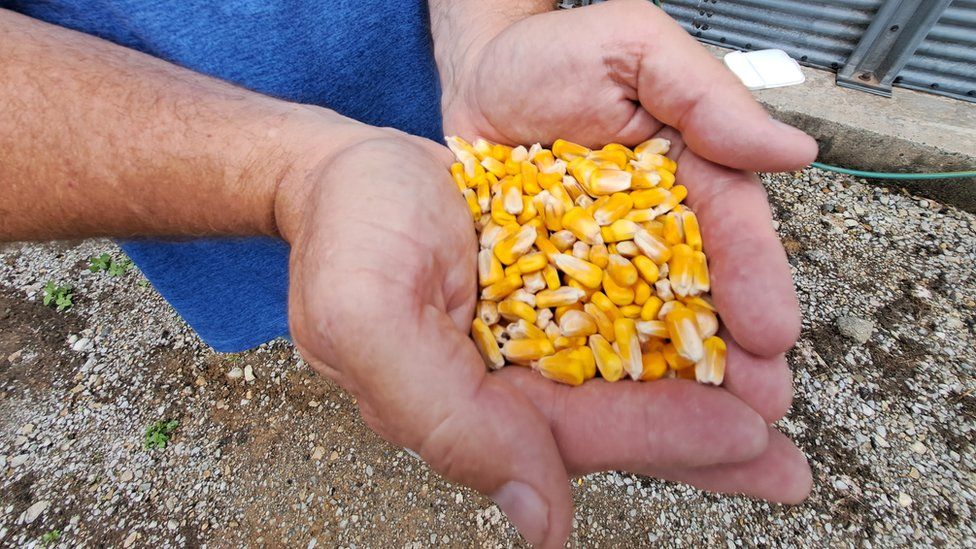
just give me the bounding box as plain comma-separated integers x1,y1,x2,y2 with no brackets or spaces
724,49,806,90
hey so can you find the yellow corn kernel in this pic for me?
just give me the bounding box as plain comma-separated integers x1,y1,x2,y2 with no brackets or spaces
615,241,640,258
624,207,656,223
476,177,491,212
571,240,590,260
471,138,493,159
553,254,604,289
586,169,632,196
691,250,710,295
510,145,528,163
640,296,664,321
662,212,684,246
535,234,560,261
590,292,621,322
683,295,716,312
552,336,588,351
682,211,702,251
601,219,641,243
562,206,603,245
654,278,675,302
451,162,468,191
668,243,695,297
588,244,610,269
522,271,546,294
481,272,523,301
634,279,651,305
536,349,587,386
566,278,597,302
613,318,643,379
663,342,695,371
498,299,537,324
516,252,547,273
588,334,624,382
635,319,669,339
583,303,615,342
544,322,560,341
533,149,555,169
550,230,577,251
631,169,661,189
656,167,675,189
538,170,564,191
655,185,688,215
619,304,642,318
476,300,499,326
602,143,635,158
541,194,565,232
461,188,481,221
568,346,597,380
639,351,668,381
502,338,554,364
587,149,628,169
510,288,536,308
542,264,561,290
472,318,504,370
504,264,521,277
535,308,553,330
553,302,583,322
507,318,548,340
634,229,672,264
491,143,512,162
481,156,507,179
643,220,665,236
665,307,704,363
575,194,595,210
607,254,639,286
634,137,670,156
632,255,660,285
494,225,536,265
657,299,684,321
445,135,475,156
504,157,520,176
695,336,726,385
602,274,635,306
516,195,538,225
631,188,670,209
552,139,590,161
562,175,586,201
479,221,503,249
521,161,541,195
536,287,586,308
559,309,598,337
689,304,718,338
478,249,504,287
490,194,516,225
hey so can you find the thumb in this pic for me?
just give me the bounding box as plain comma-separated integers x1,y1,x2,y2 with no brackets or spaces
600,0,817,171
311,285,574,548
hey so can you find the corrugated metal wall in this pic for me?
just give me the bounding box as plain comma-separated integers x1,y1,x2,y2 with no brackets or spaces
896,0,976,100
661,0,881,71
571,0,976,103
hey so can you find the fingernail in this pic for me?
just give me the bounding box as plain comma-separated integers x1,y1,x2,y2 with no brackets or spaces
492,481,549,546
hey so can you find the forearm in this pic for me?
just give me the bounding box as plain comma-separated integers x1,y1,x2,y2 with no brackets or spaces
428,0,552,98
0,9,377,242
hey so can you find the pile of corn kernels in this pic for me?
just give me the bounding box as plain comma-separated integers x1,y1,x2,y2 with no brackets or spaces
447,136,725,386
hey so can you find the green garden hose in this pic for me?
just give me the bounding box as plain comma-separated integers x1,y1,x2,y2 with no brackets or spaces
810,162,976,180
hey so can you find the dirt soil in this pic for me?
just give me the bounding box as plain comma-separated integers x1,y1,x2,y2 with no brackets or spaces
0,168,973,548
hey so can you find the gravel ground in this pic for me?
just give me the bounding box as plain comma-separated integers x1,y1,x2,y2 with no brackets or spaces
0,167,973,548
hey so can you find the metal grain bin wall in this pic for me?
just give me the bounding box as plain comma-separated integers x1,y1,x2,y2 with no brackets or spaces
661,0,882,72
896,0,976,100
570,0,976,103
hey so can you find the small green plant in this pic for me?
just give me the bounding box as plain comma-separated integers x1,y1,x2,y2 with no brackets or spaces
144,419,179,450
88,253,133,277
40,529,61,546
42,282,74,311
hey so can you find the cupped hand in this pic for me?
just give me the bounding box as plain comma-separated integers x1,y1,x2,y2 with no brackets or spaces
275,133,811,548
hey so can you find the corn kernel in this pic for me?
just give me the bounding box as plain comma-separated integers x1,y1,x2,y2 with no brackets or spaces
602,274,635,306
502,338,554,364
601,219,640,243
507,318,548,340
494,225,536,265
562,206,603,245
593,192,633,226
584,303,615,342
550,230,577,252
542,264,561,290
559,309,598,337
634,279,651,305
552,139,590,161
634,230,672,264
536,349,587,386
639,351,668,381
614,318,642,379
481,273,523,301
682,211,702,251
498,299,537,324
553,254,604,289
536,287,585,308
472,318,504,370
695,336,726,385
663,342,694,370
607,254,639,286
640,296,664,321
552,335,588,350
478,249,504,287
665,307,704,363
619,304,642,318
588,244,610,268
632,255,660,285
590,292,621,321
589,334,624,382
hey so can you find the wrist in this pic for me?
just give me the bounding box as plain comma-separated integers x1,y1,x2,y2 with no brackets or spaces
268,107,402,244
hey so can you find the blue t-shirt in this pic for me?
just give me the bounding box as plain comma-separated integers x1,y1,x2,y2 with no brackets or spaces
4,1,443,351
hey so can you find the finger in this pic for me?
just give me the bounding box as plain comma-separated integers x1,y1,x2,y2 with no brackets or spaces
721,328,794,424
302,278,573,548
495,367,769,474
649,428,813,504
676,148,801,356
593,0,818,171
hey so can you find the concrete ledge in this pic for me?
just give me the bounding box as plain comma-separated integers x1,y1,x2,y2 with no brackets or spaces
704,45,976,212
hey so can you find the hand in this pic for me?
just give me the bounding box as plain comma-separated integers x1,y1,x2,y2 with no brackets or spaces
275,133,811,548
